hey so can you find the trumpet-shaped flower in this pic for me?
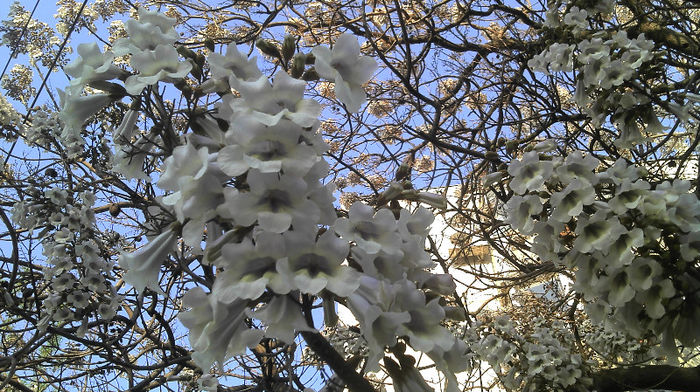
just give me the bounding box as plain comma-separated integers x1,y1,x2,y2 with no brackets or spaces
573,210,626,253
352,247,405,281
549,180,595,222
158,143,215,191
112,135,153,181
248,295,314,343
555,151,599,185
346,276,411,368
162,173,225,223
563,6,588,30
218,117,319,177
397,207,434,241
119,227,177,293
179,287,263,370
277,228,358,296
605,228,644,266
218,72,320,127
680,232,700,262
113,7,179,55
599,267,636,307
628,257,662,291
208,44,262,86
58,86,112,140
507,152,553,194
636,279,675,319
218,170,319,233
211,231,289,301
667,194,700,233
125,45,192,95
333,202,402,256
505,194,543,233
64,42,124,86
608,179,650,214
577,38,609,64
312,33,377,112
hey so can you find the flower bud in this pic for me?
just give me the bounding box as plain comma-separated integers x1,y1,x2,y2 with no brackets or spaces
282,35,296,62
416,192,447,209
291,53,306,78
256,39,281,59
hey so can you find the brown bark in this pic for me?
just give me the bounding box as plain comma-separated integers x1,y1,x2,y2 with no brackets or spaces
592,365,700,392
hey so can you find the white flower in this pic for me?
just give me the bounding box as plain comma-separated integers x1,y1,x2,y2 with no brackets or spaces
549,180,595,222
346,276,411,368
277,228,359,296
605,228,644,266
81,271,105,292
482,172,505,187
53,307,74,322
58,86,112,139
113,109,140,143
53,227,74,244
600,158,640,185
577,38,609,64
507,152,553,194
397,207,434,241
97,303,117,320
112,135,153,181
599,267,636,307
582,56,611,87
125,44,192,95
218,72,320,127
666,194,700,233
628,257,661,291
211,232,289,301
608,179,650,214
352,248,406,281
52,272,76,292
635,279,675,319
218,117,319,177
162,173,225,223
112,7,179,55
563,7,588,30
680,232,700,262
198,374,219,392
312,33,378,112
573,210,626,253
64,42,124,86
249,295,314,343
505,194,543,233
555,151,599,185
546,43,575,72
179,287,263,370
208,44,262,85
333,202,402,256
118,227,177,293
600,60,635,89
67,290,90,308
218,170,319,233
158,143,215,191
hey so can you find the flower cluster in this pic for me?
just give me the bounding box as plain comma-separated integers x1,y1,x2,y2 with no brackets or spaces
11,186,121,331
504,149,700,358
0,92,22,140
529,1,661,148
466,317,591,391
50,9,478,389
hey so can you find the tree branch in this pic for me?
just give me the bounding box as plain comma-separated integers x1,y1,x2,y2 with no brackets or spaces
592,365,700,392
300,331,376,392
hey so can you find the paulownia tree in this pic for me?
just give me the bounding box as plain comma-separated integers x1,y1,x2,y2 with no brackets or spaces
0,0,698,391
